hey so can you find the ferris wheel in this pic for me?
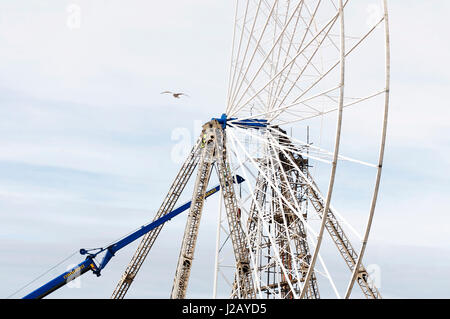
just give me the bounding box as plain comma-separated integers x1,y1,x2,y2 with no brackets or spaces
14,0,391,300
111,0,391,300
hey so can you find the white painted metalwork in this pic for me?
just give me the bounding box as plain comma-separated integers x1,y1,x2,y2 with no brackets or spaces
217,0,390,299
112,0,390,299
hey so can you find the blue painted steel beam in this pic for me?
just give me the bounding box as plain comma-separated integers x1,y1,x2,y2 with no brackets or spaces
212,113,268,129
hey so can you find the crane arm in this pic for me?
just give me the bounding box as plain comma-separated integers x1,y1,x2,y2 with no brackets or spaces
22,183,229,299
22,257,98,299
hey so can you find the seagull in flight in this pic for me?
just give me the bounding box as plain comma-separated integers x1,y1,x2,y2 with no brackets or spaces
161,91,190,99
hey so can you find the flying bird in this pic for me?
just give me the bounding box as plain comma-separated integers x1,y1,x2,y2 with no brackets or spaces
161,91,190,99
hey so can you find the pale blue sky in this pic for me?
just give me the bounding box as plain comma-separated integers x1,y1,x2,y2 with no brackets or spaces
1,1,449,299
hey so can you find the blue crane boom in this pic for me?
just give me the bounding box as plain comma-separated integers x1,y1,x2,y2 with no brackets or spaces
22,176,244,299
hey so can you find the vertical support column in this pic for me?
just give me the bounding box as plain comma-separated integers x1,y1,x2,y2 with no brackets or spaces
170,122,218,299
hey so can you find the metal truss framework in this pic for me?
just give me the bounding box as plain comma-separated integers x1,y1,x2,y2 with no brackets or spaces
111,0,390,300
171,121,255,299
111,119,381,299
244,127,321,299
112,120,255,299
